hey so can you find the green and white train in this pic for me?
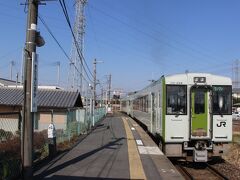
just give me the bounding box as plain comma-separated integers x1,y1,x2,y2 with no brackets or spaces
121,73,232,162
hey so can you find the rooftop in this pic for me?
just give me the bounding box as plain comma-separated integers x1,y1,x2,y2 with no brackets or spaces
0,88,83,109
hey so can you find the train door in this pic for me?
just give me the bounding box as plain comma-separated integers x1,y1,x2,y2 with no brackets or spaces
156,92,161,132
150,92,156,133
191,87,211,139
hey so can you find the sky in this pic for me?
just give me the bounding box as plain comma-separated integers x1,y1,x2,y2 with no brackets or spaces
0,0,240,94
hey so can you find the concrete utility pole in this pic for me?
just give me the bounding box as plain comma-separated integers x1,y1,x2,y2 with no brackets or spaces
93,59,103,106
108,74,112,103
22,0,40,179
56,61,60,86
10,60,15,80
93,59,97,107
101,88,104,106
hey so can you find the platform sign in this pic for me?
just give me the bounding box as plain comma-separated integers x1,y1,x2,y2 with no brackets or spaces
31,52,38,112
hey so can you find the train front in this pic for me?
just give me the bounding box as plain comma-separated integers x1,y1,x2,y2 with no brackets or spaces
164,73,232,162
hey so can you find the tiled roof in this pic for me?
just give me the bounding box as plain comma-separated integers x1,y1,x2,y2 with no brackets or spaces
0,78,21,86
0,88,82,108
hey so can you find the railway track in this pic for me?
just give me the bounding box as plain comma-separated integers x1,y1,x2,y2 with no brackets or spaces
233,120,240,125
175,162,228,180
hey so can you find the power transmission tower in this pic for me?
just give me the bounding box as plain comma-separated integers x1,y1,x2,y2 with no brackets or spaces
68,0,87,92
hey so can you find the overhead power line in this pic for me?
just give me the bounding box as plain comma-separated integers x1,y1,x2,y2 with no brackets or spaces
88,4,229,68
38,15,70,60
38,15,93,84
58,0,94,82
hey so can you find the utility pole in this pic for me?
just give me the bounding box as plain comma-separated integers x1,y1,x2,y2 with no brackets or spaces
108,74,112,103
233,59,240,89
10,60,15,80
56,61,60,86
93,59,97,107
22,0,43,179
101,88,103,107
93,59,103,106
237,60,239,89
16,73,19,88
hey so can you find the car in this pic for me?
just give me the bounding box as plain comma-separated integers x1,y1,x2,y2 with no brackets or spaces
232,111,240,120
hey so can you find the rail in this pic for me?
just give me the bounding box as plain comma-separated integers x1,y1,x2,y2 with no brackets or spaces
175,162,228,180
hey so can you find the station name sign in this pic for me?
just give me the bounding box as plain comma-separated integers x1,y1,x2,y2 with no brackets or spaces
31,52,38,112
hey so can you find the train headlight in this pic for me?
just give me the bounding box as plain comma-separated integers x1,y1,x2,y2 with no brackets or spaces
184,141,188,148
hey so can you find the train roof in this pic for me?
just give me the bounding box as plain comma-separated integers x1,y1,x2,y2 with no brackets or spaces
165,73,232,85
121,73,232,101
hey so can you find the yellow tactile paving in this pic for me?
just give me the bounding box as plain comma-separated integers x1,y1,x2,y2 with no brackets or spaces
122,117,146,180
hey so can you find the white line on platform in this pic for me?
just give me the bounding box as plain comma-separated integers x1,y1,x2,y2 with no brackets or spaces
136,140,143,146
138,146,164,155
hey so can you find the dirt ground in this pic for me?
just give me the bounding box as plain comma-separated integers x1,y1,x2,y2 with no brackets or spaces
222,121,240,169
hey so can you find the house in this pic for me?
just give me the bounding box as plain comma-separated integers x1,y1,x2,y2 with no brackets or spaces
0,78,21,87
0,87,83,133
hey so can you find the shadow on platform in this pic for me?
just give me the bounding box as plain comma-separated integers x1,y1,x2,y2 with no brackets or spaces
34,137,125,180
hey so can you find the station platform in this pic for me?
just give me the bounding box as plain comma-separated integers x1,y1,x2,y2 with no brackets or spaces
34,113,184,180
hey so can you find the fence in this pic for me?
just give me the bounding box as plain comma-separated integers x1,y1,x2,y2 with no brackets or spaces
0,112,22,180
0,107,106,180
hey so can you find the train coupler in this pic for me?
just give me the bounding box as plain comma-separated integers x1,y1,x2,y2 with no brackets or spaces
193,148,208,162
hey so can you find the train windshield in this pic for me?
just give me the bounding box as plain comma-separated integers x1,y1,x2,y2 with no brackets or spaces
166,85,187,115
212,86,231,115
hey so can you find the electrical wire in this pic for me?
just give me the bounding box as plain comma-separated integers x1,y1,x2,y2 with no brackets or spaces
61,0,94,79
88,4,229,69
24,0,28,13
58,0,94,82
101,1,226,64
38,15,93,84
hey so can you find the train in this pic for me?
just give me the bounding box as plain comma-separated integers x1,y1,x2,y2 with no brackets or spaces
121,73,232,162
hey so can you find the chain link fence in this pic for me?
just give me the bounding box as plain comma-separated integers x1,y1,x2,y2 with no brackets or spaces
0,112,22,180
0,107,106,179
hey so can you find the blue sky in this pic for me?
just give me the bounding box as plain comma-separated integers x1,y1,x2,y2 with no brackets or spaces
0,1,240,93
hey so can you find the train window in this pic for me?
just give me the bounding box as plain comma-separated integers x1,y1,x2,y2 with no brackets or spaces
166,85,187,115
194,90,205,114
212,86,232,115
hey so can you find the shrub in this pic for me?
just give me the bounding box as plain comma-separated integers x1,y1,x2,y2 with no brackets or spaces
0,136,20,158
33,131,46,150
0,129,13,142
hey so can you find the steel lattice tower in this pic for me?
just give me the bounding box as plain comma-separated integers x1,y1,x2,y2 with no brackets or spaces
68,0,87,92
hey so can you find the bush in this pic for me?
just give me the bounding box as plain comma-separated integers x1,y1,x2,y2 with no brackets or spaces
0,134,21,180
0,136,20,158
33,131,46,150
0,129,13,142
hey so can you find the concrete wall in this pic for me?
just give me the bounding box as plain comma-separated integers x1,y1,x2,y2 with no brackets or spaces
0,114,20,135
37,112,67,131
0,106,84,133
